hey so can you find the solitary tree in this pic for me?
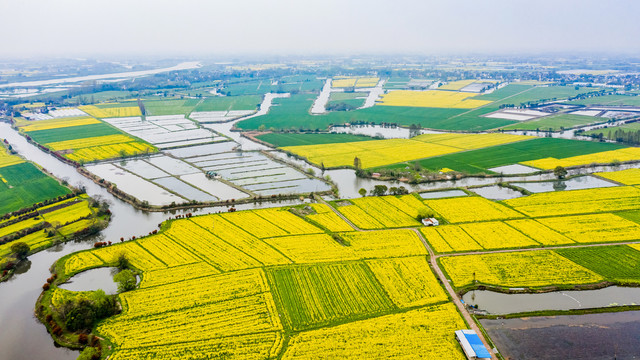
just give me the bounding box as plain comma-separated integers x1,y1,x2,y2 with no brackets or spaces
113,269,137,293
371,185,388,196
358,188,367,197
11,242,29,259
554,165,568,179
353,156,361,170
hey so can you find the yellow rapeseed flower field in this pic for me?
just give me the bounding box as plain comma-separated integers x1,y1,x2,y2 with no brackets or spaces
63,252,104,275
355,77,380,87
282,304,467,359
65,142,156,163
503,186,640,217
18,117,100,132
92,241,168,270
164,220,262,271
41,201,93,225
53,205,454,359
338,196,421,229
505,219,575,245
79,105,142,118
537,213,640,243
109,332,284,360
0,145,24,169
47,134,134,151
137,234,201,267
139,262,221,288
282,134,532,169
189,215,292,266
98,292,283,349
595,168,640,185
366,256,448,308
522,147,640,169
379,90,492,108
305,203,354,232
281,138,461,168
440,250,604,288
459,221,539,249
332,78,357,88
424,196,524,223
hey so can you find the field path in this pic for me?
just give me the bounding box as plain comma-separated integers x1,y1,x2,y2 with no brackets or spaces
315,195,499,359
315,196,361,231
411,228,499,360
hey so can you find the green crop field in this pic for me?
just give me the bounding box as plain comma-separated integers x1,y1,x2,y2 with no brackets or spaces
567,94,640,106
327,92,368,109
447,85,605,130
192,95,261,112
329,92,368,101
266,262,394,331
256,133,372,147
500,113,604,131
0,162,70,215
237,85,606,132
473,84,534,101
618,210,640,224
555,246,640,283
492,86,603,105
236,94,495,131
25,123,122,144
383,77,412,89
143,99,201,115
222,76,324,96
377,138,625,173
221,80,268,95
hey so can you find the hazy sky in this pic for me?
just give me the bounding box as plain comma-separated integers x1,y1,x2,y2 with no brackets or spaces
1,0,639,58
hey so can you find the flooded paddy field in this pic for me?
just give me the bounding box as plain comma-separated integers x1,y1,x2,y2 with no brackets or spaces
102,115,226,149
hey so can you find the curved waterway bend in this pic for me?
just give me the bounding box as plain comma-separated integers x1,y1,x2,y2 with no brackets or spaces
0,123,309,360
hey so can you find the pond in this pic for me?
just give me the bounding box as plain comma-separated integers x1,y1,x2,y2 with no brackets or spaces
463,286,640,315
419,189,468,199
512,175,617,193
469,185,524,200
58,267,121,295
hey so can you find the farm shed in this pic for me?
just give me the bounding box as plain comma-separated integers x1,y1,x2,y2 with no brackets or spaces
455,329,491,359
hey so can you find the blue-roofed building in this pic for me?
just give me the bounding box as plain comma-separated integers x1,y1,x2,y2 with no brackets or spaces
455,329,492,359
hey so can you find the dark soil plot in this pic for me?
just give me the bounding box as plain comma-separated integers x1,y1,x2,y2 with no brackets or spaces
481,312,640,360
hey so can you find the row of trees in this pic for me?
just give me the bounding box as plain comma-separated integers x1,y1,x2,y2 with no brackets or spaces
586,128,640,145
359,185,409,197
